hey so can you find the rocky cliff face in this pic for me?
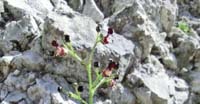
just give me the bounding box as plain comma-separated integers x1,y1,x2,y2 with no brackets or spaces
0,0,200,104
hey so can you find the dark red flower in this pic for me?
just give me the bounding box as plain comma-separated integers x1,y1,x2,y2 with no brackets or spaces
102,68,112,77
107,27,113,35
101,27,114,44
113,62,119,69
102,60,119,77
51,40,59,47
55,46,67,56
107,60,119,70
102,36,109,44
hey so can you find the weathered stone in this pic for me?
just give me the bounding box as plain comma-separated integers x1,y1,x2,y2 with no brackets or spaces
162,53,178,70
134,87,153,104
0,55,16,78
190,71,200,93
3,91,27,103
128,56,189,104
0,84,9,100
160,0,177,32
188,0,200,17
67,0,84,12
0,41,13,54
108,84,136,104
11,51,45,70
83,0,104,22
27,74,74,104
4,0,53,18
0,1,4,13
0,0,200,103
109,0,177,33
4,71,35,91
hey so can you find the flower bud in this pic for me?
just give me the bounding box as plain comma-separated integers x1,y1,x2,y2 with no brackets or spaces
51,40,59,47
96,25,101,32
94,61,100,67
102,36,109,44
64,35,70,42
107,27,113,34
107,59,119,70
78,86,84,92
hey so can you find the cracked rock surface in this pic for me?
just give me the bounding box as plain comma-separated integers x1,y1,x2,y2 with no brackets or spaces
0,0,200,104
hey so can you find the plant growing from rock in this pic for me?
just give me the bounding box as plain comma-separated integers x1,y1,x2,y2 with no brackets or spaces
51,25,119,104
177,21,190,33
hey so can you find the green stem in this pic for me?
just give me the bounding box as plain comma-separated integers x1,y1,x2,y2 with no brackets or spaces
89,90,93,104
63,33,101,104
93,78,106,93
74,94,88,104
63,43,83,62
69,50,82,62
88,33,101,63
61,89,88,104
92,69,102,88
86,63,93,104
88,42,98,63
80,98,88,104
87,34,101,104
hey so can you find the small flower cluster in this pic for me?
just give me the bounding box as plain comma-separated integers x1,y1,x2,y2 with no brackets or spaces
51,35,71,56
96,25,113,44
102,59,119,77
95,26,118,87
102,27,113,44
51,26,113,56
94,59,119,87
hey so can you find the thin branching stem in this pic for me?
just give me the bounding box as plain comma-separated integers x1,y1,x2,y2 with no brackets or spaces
93,78,106,93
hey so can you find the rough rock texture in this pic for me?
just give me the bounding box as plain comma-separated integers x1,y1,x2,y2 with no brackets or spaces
0,0,200,104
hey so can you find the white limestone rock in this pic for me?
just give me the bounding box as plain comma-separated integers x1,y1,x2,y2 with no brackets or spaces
163,53,178,70
11,51,45,70
0,55,16,78
0,0,200,104
0,84,9,100
4,71,36,91
3,91,27,103
108,83,136,104
190,71,200,93
83,0,104,22
4,0,53,18
0,1,3,13
128,56,189,104
160,0,177,32
27,74,74,104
